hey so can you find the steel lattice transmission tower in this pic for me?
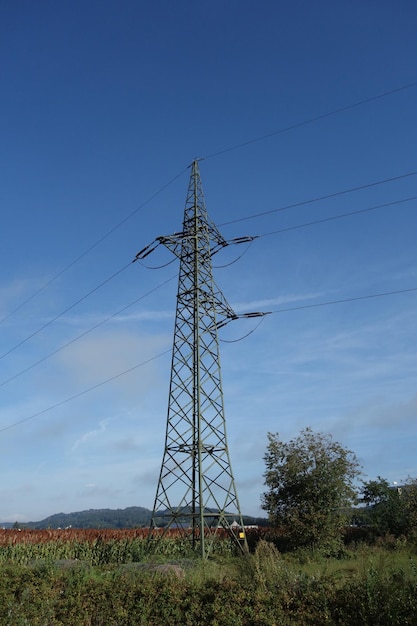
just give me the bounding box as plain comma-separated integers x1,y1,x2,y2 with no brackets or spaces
134,160,265,558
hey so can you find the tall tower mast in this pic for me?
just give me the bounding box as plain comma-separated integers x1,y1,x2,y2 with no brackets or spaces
142,160,249,557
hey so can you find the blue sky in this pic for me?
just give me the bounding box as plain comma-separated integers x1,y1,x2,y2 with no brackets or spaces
1,0,416,522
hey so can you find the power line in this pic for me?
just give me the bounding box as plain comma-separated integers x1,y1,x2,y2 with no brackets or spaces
1,283,416,435
0,166,188,327
269,286,417,316
258,196,417,238
204,80,417,160
219,170,417,227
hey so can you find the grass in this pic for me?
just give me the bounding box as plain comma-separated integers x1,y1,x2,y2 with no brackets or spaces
294,544,417,583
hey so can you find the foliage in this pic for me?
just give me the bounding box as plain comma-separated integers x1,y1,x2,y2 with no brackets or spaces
405,478,417,542
0,528,243,566
0,542,416,625
262,428,362,550
361,476,417,540
361,476,406,537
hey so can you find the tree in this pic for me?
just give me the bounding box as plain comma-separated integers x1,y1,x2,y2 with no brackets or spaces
362,476,417,539
262,428,361,550
361,477,405,537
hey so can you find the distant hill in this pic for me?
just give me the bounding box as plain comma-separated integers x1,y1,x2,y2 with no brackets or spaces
1,507,152,530
2,507,268,530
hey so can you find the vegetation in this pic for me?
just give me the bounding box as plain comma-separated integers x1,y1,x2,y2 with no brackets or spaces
358,476,417,540
0,533,416,625
262,428,361,551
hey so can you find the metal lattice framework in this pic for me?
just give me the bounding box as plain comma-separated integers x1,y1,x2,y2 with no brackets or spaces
134,161,266,558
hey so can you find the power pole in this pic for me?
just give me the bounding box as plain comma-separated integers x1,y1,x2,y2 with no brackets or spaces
134,160,265,558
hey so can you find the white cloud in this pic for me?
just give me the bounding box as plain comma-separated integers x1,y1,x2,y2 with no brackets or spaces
56,329,170,400
61,308,174,327
232,291,325,312
71,418,109,451
0,277,45,319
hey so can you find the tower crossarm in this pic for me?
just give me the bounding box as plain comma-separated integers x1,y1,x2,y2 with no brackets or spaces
132,234,259,263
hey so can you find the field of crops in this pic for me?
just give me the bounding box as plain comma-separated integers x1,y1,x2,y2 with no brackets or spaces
0,527,150,545
0,526,254,567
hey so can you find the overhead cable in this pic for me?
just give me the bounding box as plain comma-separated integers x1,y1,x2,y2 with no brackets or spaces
269,286,417,315
204,80,417,160
258,196,417,238
219,170,417,227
